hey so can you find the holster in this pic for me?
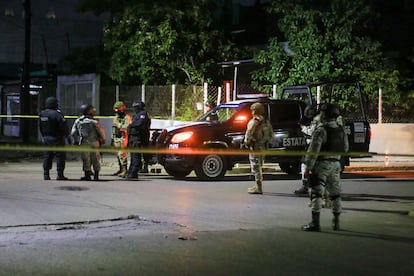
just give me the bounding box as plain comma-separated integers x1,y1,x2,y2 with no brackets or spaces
308,173,320,187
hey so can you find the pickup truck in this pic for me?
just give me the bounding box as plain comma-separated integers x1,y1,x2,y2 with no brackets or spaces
280,81,371,167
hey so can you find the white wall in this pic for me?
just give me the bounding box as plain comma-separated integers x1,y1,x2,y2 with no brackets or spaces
369,123,414,155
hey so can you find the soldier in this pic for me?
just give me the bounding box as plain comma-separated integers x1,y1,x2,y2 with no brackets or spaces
302,103,348,232
71,104,106,181
39,96,70,180
244,102,273,194
125,101,151,179
111,101,132,177
294,104,320,194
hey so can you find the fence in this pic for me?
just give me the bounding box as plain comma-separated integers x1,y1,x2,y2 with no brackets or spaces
99,83,238,121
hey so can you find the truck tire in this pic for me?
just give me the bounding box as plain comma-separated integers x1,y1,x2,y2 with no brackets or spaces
279,162,301,175
194,154,226,180
164,167,192,178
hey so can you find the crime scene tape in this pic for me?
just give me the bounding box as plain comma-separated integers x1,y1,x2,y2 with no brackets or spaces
0,115,114,119
0,143,407,159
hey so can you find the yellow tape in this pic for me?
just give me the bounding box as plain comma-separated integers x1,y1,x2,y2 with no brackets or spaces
0,115,115,119
0,143,412,158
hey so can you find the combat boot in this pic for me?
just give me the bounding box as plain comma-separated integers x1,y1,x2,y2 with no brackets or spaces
248,181,263,194
112,168,122,176
302,211,321,232
332,212,340,231
44,171,51,180
94,171,100,181
294,179,309,195
81,171,92,181
117,166,127,177
56,171,68,180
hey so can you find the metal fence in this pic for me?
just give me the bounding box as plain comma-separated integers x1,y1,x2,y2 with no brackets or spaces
100,84,225,121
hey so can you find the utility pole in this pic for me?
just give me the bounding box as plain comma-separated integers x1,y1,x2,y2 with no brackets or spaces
22,0,31,142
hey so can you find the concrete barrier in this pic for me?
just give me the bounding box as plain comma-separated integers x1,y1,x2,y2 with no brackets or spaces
369,123,414,155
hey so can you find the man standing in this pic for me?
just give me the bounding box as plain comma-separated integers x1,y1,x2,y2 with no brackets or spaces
111,101,132,177
294,104,320,194
302,103,348,232
126,101,151,179
39,96,69,180
244,102,273,194
71,104,106,181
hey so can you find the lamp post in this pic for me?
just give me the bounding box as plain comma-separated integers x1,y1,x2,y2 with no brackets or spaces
22,0,31,142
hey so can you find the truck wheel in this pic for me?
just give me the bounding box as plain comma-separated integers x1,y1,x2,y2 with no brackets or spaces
279,162,300,175
164,167,192,178
195,154,226,180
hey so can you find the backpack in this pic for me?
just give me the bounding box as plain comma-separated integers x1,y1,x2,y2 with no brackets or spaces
254,119,274,145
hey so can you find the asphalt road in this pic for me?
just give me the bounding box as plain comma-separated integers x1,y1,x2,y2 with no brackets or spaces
0,157,413,275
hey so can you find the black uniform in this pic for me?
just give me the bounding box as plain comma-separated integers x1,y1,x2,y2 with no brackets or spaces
39,97,69,180
126,102,151,178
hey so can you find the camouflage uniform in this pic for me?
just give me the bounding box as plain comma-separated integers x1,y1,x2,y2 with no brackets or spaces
244,102,273,194
71,105,106,181
303,104,349,231
111,101,132,177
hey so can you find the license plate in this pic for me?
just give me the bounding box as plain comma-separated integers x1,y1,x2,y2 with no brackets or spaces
354,132,365,143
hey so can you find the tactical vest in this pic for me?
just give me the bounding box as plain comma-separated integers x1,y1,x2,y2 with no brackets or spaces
320,125,345,153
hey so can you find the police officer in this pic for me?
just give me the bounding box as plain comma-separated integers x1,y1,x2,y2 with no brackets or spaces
125,101,151,179
39,97,70,180
244,102,273,194
71,104,106,181
205,100,218,121
111,101,132,177
302,103,348,231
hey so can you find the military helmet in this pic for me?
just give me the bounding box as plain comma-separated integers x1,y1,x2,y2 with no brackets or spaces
304,104,318,118
319,103,340,120
325,103,340,119
205,100,216,108
45,96,58,109
113,101,125,110
250,102,265,115
80,104,94,115
132,101,145,110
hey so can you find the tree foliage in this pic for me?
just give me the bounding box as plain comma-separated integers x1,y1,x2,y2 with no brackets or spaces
78,0,237,85
252,0,400,111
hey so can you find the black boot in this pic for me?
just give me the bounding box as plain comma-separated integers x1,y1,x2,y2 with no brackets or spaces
81,171,92,181
112,168,122,176
56,171,68,180
294,179,309,194
94,171,99,181
332,212,340,231
44,171,51,180
302,211,321,232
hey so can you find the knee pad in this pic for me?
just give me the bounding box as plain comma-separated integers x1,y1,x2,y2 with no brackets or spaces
311,191,323,200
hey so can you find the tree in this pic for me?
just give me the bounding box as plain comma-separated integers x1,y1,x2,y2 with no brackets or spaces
252,0,399,114
78,0,237,85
